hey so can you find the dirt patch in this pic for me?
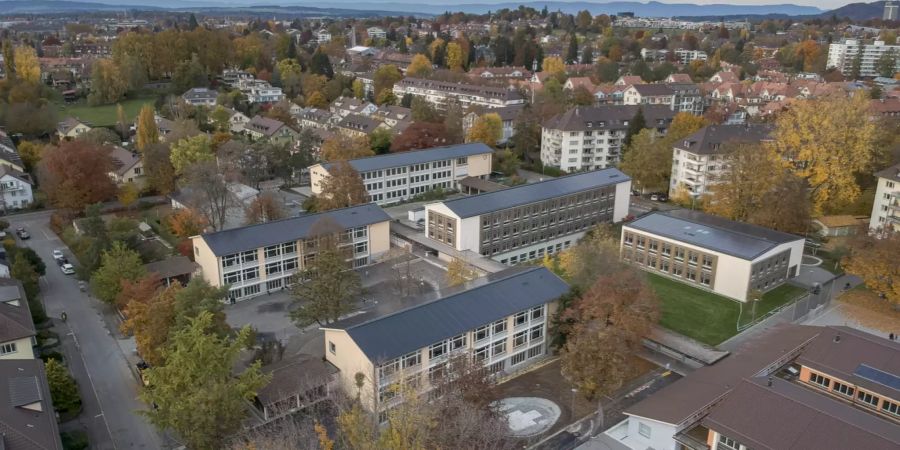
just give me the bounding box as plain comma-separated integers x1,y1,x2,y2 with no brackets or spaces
837,288,900,333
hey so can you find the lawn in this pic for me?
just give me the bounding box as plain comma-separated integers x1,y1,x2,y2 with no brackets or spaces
646,273,806,346
56,95,156,127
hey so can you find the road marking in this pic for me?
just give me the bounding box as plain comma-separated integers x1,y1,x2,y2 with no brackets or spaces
68,328,118,450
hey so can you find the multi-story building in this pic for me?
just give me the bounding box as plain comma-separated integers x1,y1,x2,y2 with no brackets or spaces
622,83,703,115
541,105,676,172
316,29,332,44
322,267,569,415
621,210,804,301
608,324,900,450
425,168,631,265
0,166,33,212
366,27,387,40
392,77,526,110
190,204,391,301
181,87,218,107
885,1,898,21
674,49,708,63
309,143,493,205
827,39,900,78
868,162,900,235
462,104,524,144
669,124,773,197
238,79,286,104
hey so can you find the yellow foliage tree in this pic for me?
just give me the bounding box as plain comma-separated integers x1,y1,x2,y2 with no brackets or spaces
428,38,446,61
136,105,158,152
406,54,433,78
445,259,476,287
769,94,876,214
445,42,463,71
542,56,565,78
117,182,140,207
843,234,900,307
466,113,502,146
321,134,373,161
306,91,328,108
13,46,40,85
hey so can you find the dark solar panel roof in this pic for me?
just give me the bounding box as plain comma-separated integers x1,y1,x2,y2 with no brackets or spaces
331,267,569,362
324,143,492,173
199,203,390,256
855,364,900,391
441,168,630,218
625,210,802,260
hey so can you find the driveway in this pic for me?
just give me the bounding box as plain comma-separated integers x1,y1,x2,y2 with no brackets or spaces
10,210,164,449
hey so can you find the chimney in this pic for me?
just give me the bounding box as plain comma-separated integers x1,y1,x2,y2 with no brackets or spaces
834,333,841,343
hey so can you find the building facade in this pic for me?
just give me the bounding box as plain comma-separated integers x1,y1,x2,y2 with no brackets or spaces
0,167,33,211
425,169,632,265
541,105,676,172
392,77,526,110
309,143,493,205
191,204,391,301
827,39,900,78
869,163,900,235
621,210,804,301
322,267,569,415
669,124,773,197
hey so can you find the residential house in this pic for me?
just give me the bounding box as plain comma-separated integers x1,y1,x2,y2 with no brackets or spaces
669,124,774,196
107,146,144,187
244,116,299,145
462,104,524,144
621,210,804,301
0,167,33,211
468,66,532,80
310,143,493,205
664,73,694,83
336,113,381,139
330,97,377,118
614,75,645,86
210,107,250,133
870,98,900,118
366,27,387,40
424,168,632,264
622,84,676,108
322,267,569,415
674,49,708,63
191,203,391,301
56,117,92,140
709,71,740,84
541,105,676,172
181,87,218,107
252,354,339,423
0,359,64,450
640,48,670,61
0,280,36,361
316,29,332,44
392,78,526,110
812,215,867,238
298,108,334,129
869,162,900,235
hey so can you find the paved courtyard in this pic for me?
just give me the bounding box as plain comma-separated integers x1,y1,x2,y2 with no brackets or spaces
498,397,561,437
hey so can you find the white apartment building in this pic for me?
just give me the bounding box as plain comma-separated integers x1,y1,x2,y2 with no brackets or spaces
827,39,900,78
309,143,493,205
237,79,286,104
669,124,773,197
393,77,526,110
191,204,391,301
366,27,387,40
869,162,900,236
316,29,332,44
674,49,708,63
0,167,33,211
424,169,632,265
322,267,569,415
621,210,804,301
541,105,676,172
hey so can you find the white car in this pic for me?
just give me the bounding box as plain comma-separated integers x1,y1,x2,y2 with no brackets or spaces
52,249,65,260
60,263,75,275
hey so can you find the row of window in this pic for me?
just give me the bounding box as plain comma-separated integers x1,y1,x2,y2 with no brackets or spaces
480,189,616,227
498,241,570,264
482,218,597,256
222,250,258,268
0,342,17,355
809,370,900,416
264,242,297,259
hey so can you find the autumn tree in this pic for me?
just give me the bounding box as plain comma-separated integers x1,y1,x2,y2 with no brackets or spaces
561,269,659,399
38,141,117,211
446,42,464,71
167,208,207,238
770,94,876,214
13,45,40,85
91,241,146,304
140,312,270,450
143,143,177,195
373,64,402,103
245,192,286,225
182,161,234,231
321,134,373,161
556,225,625,290
318,161,368,211
747,173,811,234
446,258,477,287
406,54,433,78
620,113,706,193
842,233,900,307
170,134,214,174
290,219,361,327
120,279,173,366
136,105,159,152
466,113,502,146
390,122,450,152
88,59,127,105
542,56,565,80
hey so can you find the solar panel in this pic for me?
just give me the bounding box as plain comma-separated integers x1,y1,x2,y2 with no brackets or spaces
854,364,900,391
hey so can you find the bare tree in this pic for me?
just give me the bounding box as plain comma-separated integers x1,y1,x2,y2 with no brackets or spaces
183,161,235,231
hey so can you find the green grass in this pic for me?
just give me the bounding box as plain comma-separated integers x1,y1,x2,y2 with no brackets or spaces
646,273,806,346
56,95,156,127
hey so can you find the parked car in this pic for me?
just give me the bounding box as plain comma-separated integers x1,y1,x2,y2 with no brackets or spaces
56,257,69,267
60,263,75,275
15,227,29,240
52,249,65,260
656,193,669,202
650,193,659,201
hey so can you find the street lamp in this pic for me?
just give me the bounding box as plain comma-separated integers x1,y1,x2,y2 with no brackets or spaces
571,388,578,417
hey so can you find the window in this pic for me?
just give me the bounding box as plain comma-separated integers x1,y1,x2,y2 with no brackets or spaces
429,341,447,359
857,390,879,407
491,339,506,357
882,399,900,417
809,372,831,388
718,435,739,450
456,157,467,165
474,345,489,362
514,311,528,327
513,330,528,348
510,351,527,366
328,341,336,355
531,305,544,320
833,381,854,397
638,423,651,438
449,334,466,351
493,319,507,334
0,342,16,355
530,325,543,341
475,325,489,342
402,351,421,368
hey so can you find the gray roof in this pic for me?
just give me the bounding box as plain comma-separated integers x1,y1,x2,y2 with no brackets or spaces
144,256,199,280
441,168,630,219
0,360,62,450
0,280,35,344
875,163,900,183
330,267,569,362
325,143,492,174
198,203,390,256
630,83,675,96
181,87,218,101
395,77,525,102
624,210,802,260
542,105,676,132
676,124,773,155
0,131,24,169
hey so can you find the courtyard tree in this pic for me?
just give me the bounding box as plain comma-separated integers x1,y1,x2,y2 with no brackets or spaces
466,113,502,147
321,134,373,161
317,161,368,211
842,233,900,307
91,241,146,304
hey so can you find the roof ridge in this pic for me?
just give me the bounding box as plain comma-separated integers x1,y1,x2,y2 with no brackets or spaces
343,143,490,164
442,167,627,207
198,203,380,239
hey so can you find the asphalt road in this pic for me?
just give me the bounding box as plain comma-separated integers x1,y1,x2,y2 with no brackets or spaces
10,210,164,449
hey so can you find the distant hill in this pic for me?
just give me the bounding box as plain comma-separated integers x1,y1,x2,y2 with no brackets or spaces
0,0,160,12
0,0,406,17
818,0,891,20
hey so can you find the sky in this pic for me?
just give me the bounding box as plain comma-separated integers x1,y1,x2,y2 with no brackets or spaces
302,0,864,12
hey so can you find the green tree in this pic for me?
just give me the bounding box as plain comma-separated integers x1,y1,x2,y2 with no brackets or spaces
623,108,646,149
352,79,365,99
466,113,502,146
45,359,81,414
173,278,229,335
566,34,579,64
90,241,146,304
170,134,214,174
370,128,393,154
373,65,402,103
140,312,270,450
171,53,208,94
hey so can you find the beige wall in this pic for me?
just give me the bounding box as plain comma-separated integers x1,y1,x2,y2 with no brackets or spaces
369,221,391,258
0,337,35,360
465,153,493,178
309,163,331,195
190,236,222,288
322,329,377,410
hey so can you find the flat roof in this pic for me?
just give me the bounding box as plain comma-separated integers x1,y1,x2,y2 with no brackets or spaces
624,210,802,260
198,203,390,257
440,168,630,219
327,267,569,362
323,143,492,174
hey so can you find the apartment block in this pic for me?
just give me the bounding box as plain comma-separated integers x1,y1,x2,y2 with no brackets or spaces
425,169,631,265
669,124,773,197
541,105,676,172
621,210,804,301
392,77,526,110
321,267,569,415
674,49,708,63
827,39,900,78
190,204,391,301
309,143,493,205
608,324,900,450
869,163,900,235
